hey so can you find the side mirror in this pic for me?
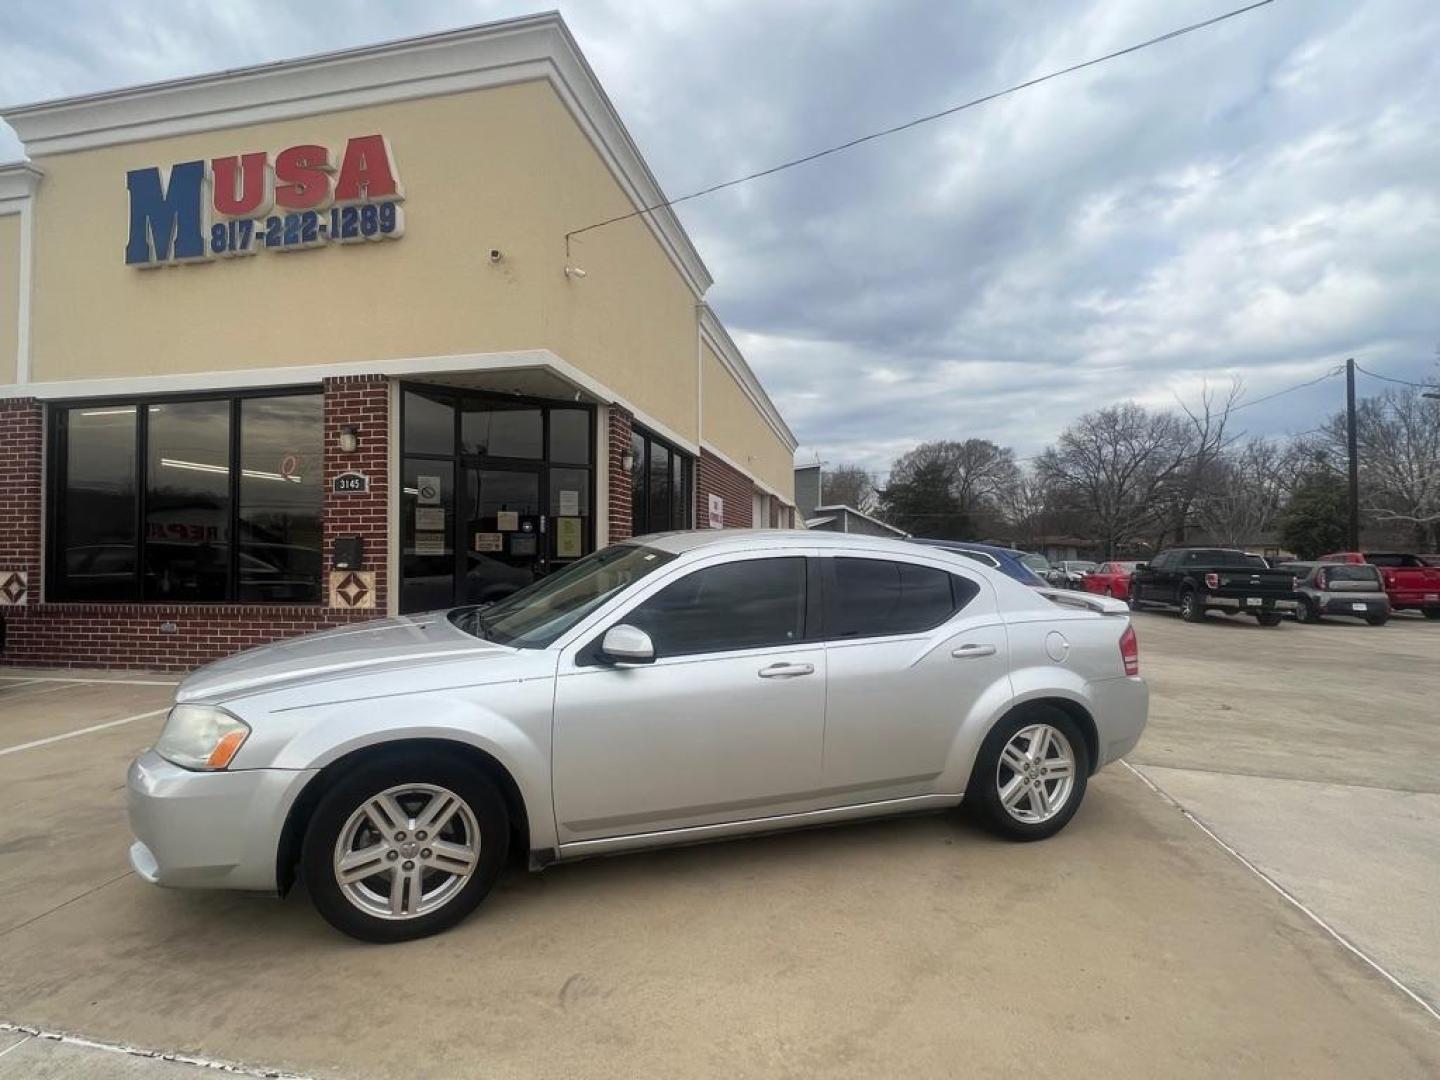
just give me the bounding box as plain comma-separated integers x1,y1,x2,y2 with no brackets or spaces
600,623,655,665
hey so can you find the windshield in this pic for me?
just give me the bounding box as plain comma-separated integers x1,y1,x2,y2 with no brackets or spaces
1067,562,1097,572
1020,553,1050,573
449,544,676,649
1185,549,1269,568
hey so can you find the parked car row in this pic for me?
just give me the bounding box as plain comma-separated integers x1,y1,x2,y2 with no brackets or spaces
910,540,1440,629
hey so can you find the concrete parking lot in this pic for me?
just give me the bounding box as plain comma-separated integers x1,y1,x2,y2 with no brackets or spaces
0,613,1437,1079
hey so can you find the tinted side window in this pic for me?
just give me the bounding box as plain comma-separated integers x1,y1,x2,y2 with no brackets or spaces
628,557,806,657
828,558,976,638
954,550,999,568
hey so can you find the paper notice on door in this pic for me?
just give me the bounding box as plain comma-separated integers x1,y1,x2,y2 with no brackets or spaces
556,516,583,558
496,510,519,531
417,475,442,506
415,507,445,531
414,532,446,555
473,532,503,553
558,489,580,516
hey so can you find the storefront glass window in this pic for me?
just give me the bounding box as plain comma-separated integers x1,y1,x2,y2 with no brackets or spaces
145,400,232,602
49,391,322,604
55,406,138,601
629,427,692,536
238,395,324,603
462,401,542,459
403,389,454,456
549,409,591,465
401,458,456,613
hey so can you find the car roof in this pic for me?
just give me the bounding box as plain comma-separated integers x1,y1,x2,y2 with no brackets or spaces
629,529,936,559
908,538,1030,559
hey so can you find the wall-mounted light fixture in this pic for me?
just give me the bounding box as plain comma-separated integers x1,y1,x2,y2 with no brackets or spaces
621,450,635,472
338,425,360,453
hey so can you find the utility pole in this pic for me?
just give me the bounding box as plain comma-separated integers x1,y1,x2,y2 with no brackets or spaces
1345,357,1360,550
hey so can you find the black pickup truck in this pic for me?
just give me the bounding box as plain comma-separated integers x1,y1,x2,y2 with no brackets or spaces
1129,548,1299,626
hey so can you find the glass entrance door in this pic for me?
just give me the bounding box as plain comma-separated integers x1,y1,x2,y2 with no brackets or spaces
460,466,545,604
400,385,596,614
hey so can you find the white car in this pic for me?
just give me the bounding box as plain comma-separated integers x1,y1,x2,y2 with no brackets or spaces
128,531,1148,942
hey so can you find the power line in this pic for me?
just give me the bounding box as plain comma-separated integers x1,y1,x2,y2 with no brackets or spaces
564,0,1278,247
1229,366,1343,413
1353,362,1440,390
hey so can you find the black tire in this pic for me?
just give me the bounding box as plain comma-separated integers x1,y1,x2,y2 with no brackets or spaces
1423,608,1440,621
1255,612,1284,627
1294,598,1319,624
1366,614,1388,626
1179,588,1205,623
301,752,509,943
968,706,1090,841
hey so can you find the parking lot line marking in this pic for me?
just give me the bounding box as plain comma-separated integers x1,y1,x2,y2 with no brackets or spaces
0,708,167,758
0,1034,32,1060
0,1022,314,1078
1122,760,1440,1026
0,675,180,687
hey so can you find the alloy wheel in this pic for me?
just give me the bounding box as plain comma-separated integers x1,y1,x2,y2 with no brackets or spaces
995,723,1076,825
333,783,481,920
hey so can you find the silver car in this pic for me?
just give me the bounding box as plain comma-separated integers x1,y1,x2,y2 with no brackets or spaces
128,531,1148,942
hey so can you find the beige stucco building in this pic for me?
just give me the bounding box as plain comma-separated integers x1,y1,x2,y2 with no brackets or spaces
0,13,797,669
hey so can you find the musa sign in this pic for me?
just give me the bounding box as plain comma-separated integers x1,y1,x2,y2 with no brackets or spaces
125,134,405,267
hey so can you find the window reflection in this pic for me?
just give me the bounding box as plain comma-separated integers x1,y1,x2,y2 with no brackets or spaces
57,406,138,601
239,396,323,602
145,400,232,601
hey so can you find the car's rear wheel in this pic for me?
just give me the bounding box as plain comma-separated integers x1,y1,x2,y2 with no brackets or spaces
1256,612,1283,627
969,707,1090,840
1179,589,1204,622
302,754,509,942
1423,608,1440,621
1295,598,1318,623
1366,614,1388,626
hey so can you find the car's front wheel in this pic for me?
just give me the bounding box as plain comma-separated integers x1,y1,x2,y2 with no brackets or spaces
969,707,1090,840
301,753,509,942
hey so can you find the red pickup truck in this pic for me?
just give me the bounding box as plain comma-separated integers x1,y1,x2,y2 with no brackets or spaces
1319,552,1440,619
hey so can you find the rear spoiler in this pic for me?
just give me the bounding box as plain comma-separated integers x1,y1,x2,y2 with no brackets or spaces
1037,588,1130,616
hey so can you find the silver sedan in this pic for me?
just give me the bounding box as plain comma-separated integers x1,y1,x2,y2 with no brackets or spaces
128,530,1148,942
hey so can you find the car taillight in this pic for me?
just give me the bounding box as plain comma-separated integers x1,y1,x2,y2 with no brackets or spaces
1205,572,1220,589
1120,623,1139,677
1293,575,1305,590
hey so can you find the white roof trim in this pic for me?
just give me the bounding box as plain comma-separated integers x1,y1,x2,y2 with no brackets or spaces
813,503,909,536
699,305,797,451
0,12,713,297
0,163,43,211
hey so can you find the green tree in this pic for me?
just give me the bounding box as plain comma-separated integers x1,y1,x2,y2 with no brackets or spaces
1278,468,1349,558
880,459,971,538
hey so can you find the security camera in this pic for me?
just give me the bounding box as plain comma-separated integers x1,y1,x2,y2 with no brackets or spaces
489,248,503,263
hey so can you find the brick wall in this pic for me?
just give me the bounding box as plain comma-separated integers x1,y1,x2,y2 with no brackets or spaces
322,375,390,612
0,398,43,605
695,448,754,529
0,380,391,671
606,405,634,544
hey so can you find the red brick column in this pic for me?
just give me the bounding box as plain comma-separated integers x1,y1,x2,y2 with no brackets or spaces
606,405,634,543
0,397,43,609
696,449,754,528
322,375,390,613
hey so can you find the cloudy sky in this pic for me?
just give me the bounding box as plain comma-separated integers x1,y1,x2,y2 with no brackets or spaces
3,0,1437,474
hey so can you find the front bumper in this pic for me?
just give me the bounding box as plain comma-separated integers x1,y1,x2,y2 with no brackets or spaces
127,750,317,892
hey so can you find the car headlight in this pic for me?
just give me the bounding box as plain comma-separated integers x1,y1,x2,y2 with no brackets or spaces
154,705,251,771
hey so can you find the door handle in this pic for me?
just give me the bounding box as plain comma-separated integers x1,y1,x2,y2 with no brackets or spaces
758,662,815,678
951,643,997,659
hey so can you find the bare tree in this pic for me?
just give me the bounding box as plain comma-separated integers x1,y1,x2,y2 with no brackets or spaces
886,439,1022,536
1036,403,1189,558
1194,437,1301,547
1159,379,1244,546
819,464,877,513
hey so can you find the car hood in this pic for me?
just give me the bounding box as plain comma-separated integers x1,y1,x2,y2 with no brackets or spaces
175,611,511,704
